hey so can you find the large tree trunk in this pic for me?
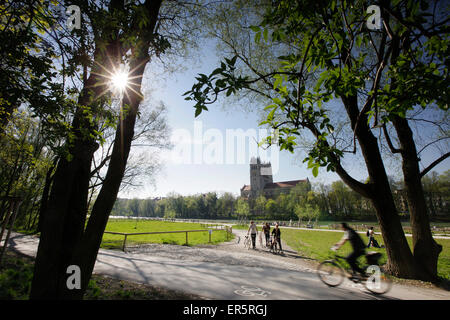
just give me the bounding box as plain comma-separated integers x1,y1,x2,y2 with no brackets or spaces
65,54,150,299
29,38,115,296
385,22,442,280
392,115,442,281
66,0,162,299
30,80,102,298
30,0,163,299
36,159,57,233
340,95,419,278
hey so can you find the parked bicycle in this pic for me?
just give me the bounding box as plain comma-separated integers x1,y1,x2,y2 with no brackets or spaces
316,251,392,295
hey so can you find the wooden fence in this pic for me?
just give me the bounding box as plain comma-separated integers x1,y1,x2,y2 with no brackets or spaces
104,225,233,251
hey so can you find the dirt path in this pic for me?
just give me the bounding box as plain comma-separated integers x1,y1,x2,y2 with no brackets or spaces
127,228,318,273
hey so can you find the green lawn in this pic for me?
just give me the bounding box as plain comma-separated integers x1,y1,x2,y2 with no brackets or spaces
101,219,232,249
280,228,450,280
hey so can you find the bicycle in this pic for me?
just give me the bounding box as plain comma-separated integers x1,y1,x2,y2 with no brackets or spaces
316,251,392,295
269,235,281,254
243,235,251,250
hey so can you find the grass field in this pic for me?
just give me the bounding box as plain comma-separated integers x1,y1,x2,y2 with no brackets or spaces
101,219,232,249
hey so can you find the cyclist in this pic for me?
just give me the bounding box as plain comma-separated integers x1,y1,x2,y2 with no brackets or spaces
331,222,366,278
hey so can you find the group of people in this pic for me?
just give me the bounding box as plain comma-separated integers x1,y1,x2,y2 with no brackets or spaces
247,221,282,253
247,220,383,279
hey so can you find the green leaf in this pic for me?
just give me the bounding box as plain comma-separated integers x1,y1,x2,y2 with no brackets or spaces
255,32,261,44
195,107,203,117
267,107,277,121
264,104,277,110
273,75,282,89
312,166,319,177
226,88,234,96
230,55,238,66
210,67,223,76
355,35,362,48
273,97,282,105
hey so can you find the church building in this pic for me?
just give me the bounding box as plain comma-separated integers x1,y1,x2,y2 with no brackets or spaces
240,157,310,198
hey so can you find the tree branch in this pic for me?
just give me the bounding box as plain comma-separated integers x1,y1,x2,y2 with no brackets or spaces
420,152,450,178
382,123,401,154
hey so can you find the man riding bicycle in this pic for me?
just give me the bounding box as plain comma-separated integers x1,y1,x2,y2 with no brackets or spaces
331,222,366,278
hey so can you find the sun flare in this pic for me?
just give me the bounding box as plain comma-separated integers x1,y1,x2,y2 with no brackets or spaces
110,70,129,92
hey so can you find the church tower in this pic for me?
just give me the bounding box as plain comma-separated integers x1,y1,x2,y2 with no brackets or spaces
249,157,273,197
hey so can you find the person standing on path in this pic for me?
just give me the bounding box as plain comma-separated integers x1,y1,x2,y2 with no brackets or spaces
247,221,258,249
263,223,271,247
367,226,374,248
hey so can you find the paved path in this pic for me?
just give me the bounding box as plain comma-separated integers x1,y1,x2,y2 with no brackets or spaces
3,231,450,300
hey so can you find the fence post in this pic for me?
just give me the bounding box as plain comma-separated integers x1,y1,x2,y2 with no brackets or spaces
186,231,188,245
122,234,128,252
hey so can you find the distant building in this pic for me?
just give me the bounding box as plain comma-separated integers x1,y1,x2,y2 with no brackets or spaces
240,157,310,198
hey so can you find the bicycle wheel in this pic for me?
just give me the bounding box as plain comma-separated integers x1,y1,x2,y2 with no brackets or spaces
317,260,345,287
364,265,393,295
243,237,251,249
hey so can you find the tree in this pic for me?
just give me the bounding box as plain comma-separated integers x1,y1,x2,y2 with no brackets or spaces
30,0,204,299
0,0,68,134
328,181,354,218
371,0,448,279
253,195,267,217
204,192,218,219
422,171,450,219
0,110,55,230
216,192,235,218
236,198,250,219
185,0,448,280
264,198,277,217
128,199,140,217
295,202,319,225
185,196,200,218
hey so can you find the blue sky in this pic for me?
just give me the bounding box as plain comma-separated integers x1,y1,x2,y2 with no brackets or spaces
119,41,449,199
